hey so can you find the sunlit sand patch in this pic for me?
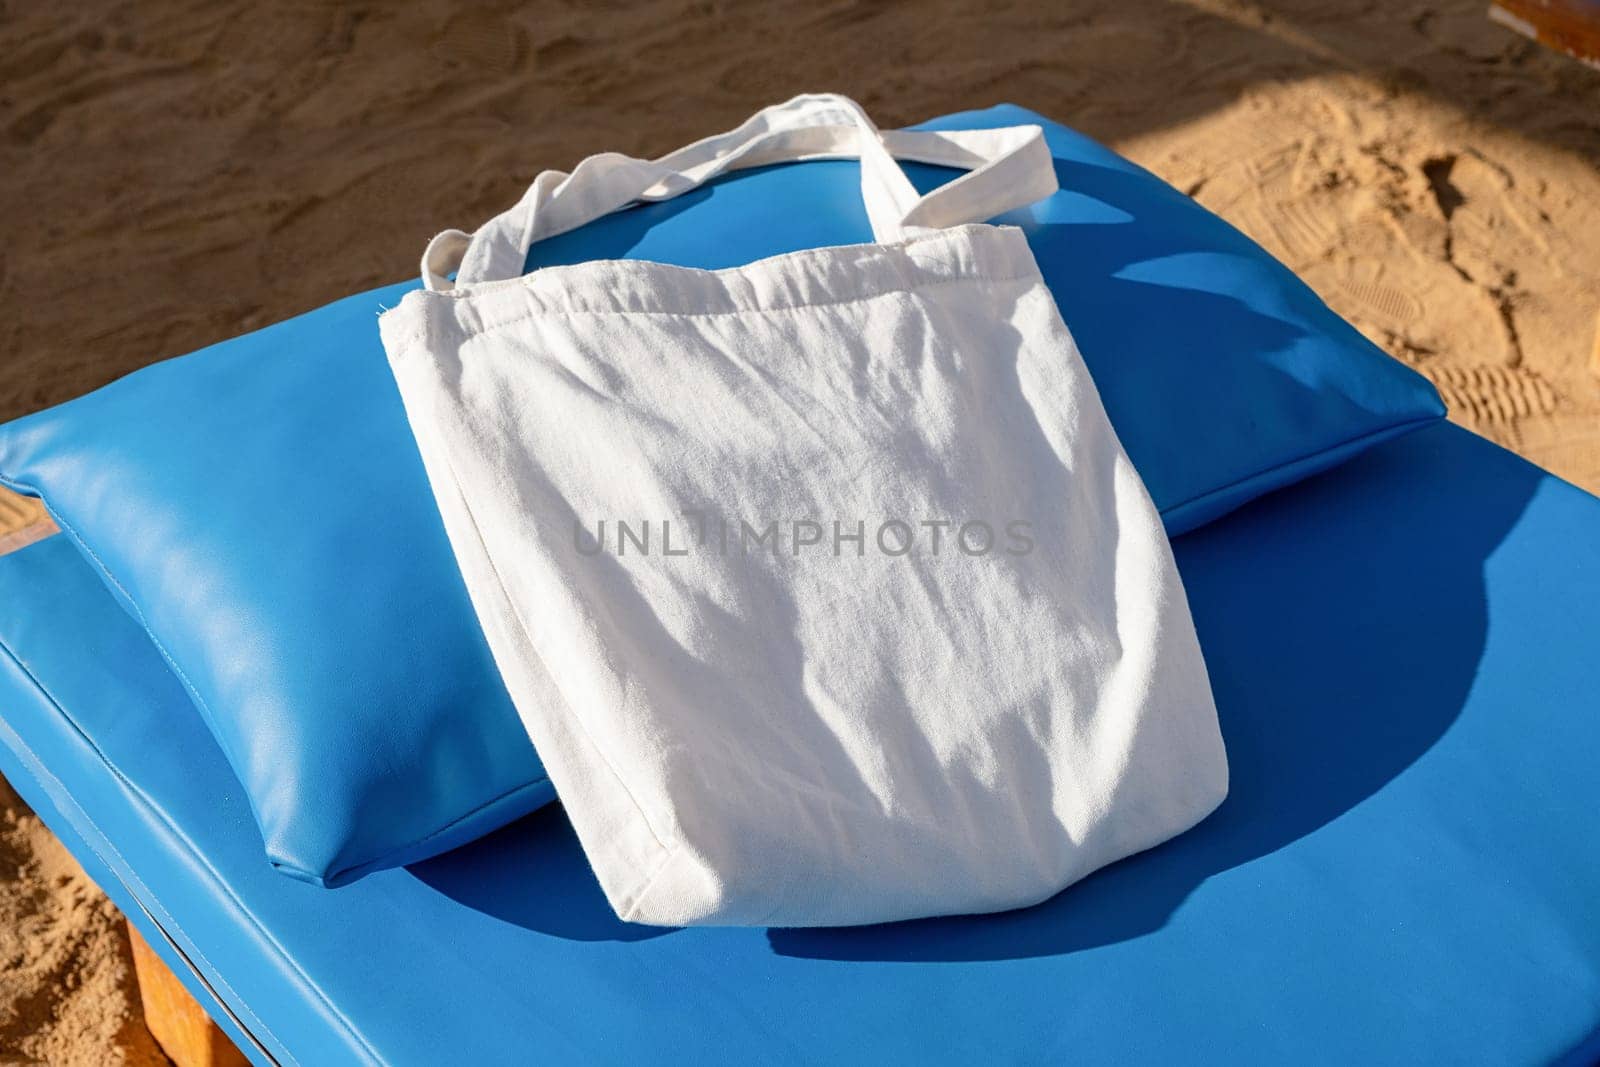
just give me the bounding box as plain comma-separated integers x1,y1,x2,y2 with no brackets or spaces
1119,68,1600,492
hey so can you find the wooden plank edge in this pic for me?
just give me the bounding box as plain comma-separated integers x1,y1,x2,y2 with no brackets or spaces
1489,0,1600,68
127,919,252,1067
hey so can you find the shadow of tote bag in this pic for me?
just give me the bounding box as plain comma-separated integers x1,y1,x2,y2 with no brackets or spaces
379,94,1228,927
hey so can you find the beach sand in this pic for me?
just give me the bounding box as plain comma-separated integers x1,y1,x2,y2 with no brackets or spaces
0,776,166,1064
0,0,1596,1060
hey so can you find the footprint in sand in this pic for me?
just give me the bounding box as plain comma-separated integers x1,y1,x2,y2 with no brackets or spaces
1186,128,1348,268
1425,362,1557,438
1429,151,1549,283
1243,193,1341,268
1334,273,1427,331
1301,254,1430,337
429,11,526,75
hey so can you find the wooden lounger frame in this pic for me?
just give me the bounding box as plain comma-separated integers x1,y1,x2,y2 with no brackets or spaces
1489,0,1600,67
0,488,53,555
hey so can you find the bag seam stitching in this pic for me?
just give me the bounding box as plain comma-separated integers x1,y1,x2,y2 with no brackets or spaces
426,434,679,861
433,271,1038,346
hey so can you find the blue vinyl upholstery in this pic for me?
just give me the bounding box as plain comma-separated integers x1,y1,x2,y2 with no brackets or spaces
2,422,1597,1065
0,104,1441,886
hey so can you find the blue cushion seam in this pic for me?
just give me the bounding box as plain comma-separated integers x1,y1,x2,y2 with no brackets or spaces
314,772,554,886
1159,411,1443,530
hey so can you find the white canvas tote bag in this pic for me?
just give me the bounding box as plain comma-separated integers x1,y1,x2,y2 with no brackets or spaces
380,95,1228,928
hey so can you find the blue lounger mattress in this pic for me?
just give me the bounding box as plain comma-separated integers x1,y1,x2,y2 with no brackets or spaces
2,421,1599,1065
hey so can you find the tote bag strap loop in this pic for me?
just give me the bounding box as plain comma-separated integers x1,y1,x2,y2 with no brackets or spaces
422,94,1057,292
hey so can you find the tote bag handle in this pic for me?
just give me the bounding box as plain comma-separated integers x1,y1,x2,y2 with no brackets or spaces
422,93,1057,292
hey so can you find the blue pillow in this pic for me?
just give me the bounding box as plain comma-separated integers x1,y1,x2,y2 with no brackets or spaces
0,284,549,887
0,105,1442,886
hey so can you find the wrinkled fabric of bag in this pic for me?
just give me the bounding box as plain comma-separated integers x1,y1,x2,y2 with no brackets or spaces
380,95,1228,927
